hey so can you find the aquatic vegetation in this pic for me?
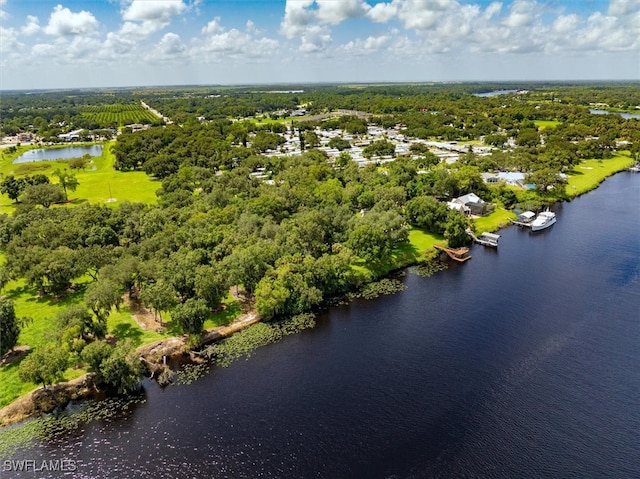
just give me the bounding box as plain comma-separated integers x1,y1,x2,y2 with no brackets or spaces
0,396,145,457
349,278,407,300
204,313,316,367
413,260,449,277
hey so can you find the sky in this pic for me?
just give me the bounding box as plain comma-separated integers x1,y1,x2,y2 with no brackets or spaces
0,0,639,90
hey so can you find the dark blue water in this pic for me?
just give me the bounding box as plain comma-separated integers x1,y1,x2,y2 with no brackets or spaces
13,145,103,164
3,172,640,478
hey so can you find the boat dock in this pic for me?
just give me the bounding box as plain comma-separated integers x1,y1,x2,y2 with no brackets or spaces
434,244,472,262
509,218,532,227
466,229,500,247
509,210,535,228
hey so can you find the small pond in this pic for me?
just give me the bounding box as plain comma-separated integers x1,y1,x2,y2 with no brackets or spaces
589,109,640,120
12,145,104,164
473,89,518,97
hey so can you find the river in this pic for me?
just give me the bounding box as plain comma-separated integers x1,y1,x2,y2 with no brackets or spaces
2,172,640,478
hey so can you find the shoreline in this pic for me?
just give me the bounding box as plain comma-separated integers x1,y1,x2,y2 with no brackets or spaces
0,310,261,427
0,156,634,428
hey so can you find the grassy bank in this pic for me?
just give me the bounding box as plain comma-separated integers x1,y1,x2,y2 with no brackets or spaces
0,142,159,214
565,154,634,198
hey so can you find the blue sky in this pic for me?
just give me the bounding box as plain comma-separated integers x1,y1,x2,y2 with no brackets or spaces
1,0,638,89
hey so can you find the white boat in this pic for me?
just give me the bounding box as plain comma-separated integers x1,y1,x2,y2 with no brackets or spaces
531,210,556,231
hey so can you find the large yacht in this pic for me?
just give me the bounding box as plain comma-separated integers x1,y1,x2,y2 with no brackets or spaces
531,210,557,231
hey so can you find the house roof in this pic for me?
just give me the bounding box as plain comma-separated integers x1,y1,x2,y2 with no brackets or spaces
456,193,484,205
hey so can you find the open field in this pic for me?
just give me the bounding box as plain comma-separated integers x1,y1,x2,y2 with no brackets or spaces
534,120,561,129
565,154,634,197
0,142,159,214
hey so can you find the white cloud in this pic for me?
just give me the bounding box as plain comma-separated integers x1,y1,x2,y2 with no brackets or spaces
246,20,260,34
483,1,502,19
44,4,99,36
122,0,187,23
202,17,224,35
118,0,187,38
195,17,279,61
299,24,332,52
502,0,536,28
397,0,455,30
343,34,391,54
552,14,579,33
21,15,41,36
367,2,399,23
607,0,640,17
280,0,315,38
0,26,22,54
315,0,370,25
0,0,7,20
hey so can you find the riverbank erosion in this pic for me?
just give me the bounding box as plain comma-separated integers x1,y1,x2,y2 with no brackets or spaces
0,310,261,427
0,374,97,427
138,310,261,376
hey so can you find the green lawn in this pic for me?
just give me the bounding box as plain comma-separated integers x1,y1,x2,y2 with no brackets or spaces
0,276,94,407
473,208,517,233
203,293,242,329
534,120,561,130
565,154,634,198
0,142,159,214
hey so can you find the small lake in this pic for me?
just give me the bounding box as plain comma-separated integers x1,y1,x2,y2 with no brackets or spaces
589,109,640,120
12,145,104,164
473,89,518,97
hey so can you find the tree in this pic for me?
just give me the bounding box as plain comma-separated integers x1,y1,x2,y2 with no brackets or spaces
194,264,228,310
444,210,471,248
302,130,321,148
405,195,449,233
21,183,65,208
53,169,79,201
1,298,24,355
57,304,106,342
171,298,209,335
254,275,291,320
525,168,567,193
18,345,69,389
80,340,112,381
84,279,122,325
139,281,178,324
328,137,351,151
99,341,144,394
224,241,278,294
0,175,27,202
347,223,390,263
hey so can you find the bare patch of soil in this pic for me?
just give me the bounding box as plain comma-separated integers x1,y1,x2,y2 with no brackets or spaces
0,345,30,366
123,295,165,332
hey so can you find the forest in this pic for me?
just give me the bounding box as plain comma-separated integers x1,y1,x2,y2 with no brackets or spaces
0,82,638,408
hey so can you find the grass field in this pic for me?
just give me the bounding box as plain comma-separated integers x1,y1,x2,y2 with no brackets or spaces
565,154,634,198
534,120,562,130
0,142,159,214
473,208,517,233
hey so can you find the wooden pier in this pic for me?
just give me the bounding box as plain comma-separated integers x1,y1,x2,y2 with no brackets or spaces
434,244,472,262
466,229,500,247
509,218,533,227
